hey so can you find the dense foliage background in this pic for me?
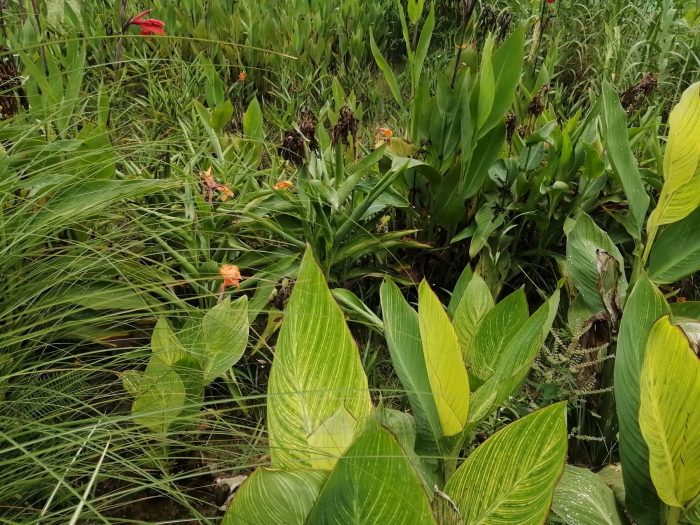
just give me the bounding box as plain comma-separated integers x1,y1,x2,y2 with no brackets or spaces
0,0,699,523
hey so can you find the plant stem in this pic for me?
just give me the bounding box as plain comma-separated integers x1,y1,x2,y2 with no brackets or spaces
666,506,681,525
115,0,128,67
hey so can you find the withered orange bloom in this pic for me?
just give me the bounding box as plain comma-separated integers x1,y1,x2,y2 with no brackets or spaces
273,180,293,190
374,127,393,145
238,70,247,82
219,185,234,201
220,264,242,289
201,167,217,189
377,127,393,139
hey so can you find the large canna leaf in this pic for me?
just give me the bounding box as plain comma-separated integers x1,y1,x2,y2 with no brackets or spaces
645,81,700,256
267,248,371,469
565,212,627,315
418,280,469,437
600,81,650,239
550,466,624,525
380,279,442,455
639,316,700,509
646,206,700,284
469,289,529,384
614,275,669,525
306,418,436,525
444,403,568,524
222,469,328,525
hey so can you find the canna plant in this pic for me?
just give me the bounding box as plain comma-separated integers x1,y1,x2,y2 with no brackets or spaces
222,248,571,524
125,297,249,435
559,81,700,525
370,1,526,233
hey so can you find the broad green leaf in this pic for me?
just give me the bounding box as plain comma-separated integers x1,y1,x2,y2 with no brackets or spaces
151,317,187,366
470,289,529,383
565,213,627,315
445,403,568,524
647,206,700,284
463,121,507,200
418,280,469,437
646,81,700,251
469,291,559,424
551,466,623,525
376,407,438,488
448,265,474,317
614,275,669,525
132,356,186,434
380,279,441,454
223,469,329,525
600,81,650,239
306,419,436,525
639,316,700,508
267,249,371,469
201,296,249,383
453,273,494,361
243,97,264,140
476,37,496,132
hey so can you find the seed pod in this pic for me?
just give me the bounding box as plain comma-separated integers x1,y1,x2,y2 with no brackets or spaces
331,106,358,147
278,129,305,166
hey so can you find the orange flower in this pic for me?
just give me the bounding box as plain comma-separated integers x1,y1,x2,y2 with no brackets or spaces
219,185,234,201
220,264,242,289
238,70,247,82
374,127,393,146
273,180,293,190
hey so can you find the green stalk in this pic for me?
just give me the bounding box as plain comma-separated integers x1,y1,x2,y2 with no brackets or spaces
666,507,681,525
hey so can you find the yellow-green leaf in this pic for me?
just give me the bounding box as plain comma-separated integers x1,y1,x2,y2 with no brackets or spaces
131,356,185,434
201,296,249,383
551,466,624,525
307,406,358,471
151,317,187,366
306,419,436,525
645,82,700,256
470,289,528,383
453,272,494,361
639,316,700,508
223,469,329,525
444,403,568,524
418,280,469,437
267,248,371,469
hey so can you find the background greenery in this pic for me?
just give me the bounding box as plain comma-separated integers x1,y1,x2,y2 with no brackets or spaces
0,0,699,523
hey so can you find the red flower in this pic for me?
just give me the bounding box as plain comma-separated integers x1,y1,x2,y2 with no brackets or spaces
128,9,165,36
547,0,555,3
